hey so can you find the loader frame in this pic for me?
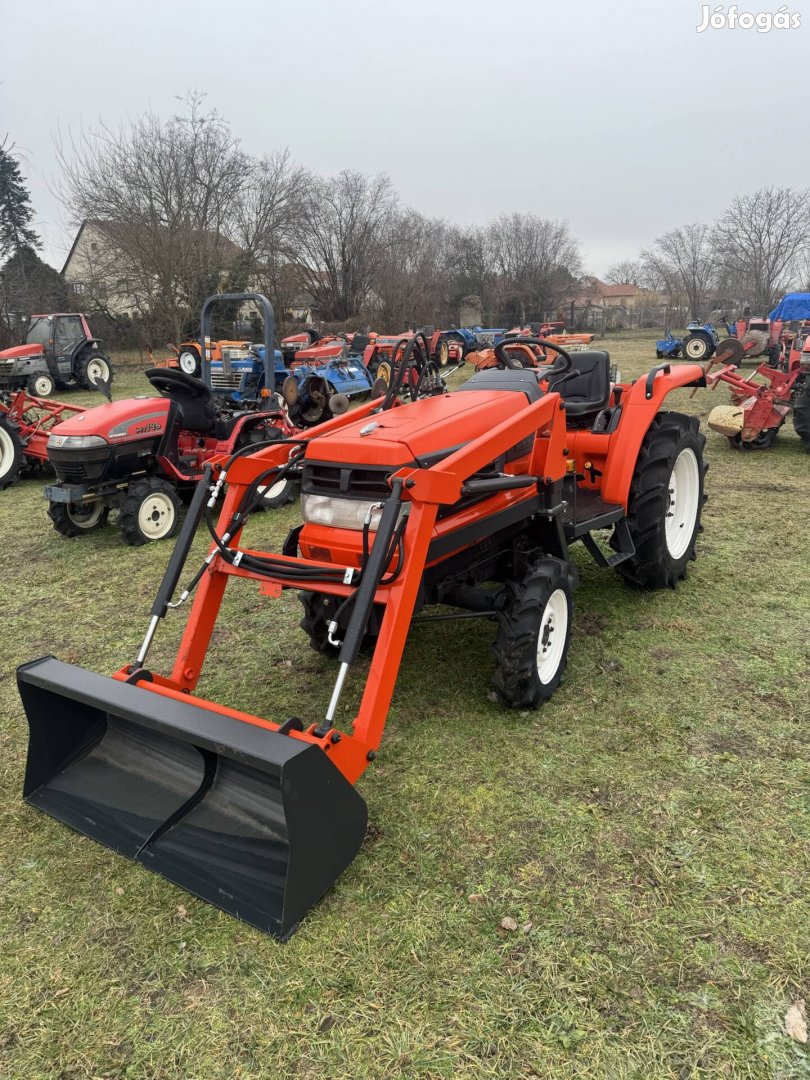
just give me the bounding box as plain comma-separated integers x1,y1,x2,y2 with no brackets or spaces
107,358,703,787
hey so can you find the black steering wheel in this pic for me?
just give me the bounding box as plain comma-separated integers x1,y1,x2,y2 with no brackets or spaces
494,336,573,376
145,366,213,401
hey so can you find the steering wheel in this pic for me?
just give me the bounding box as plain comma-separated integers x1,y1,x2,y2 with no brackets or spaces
145,366,213,401
493,336,573,376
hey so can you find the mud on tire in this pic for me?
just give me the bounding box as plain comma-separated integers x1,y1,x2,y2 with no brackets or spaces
613,411,707,589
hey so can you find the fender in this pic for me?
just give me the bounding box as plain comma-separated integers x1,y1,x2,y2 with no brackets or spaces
600,363,704,507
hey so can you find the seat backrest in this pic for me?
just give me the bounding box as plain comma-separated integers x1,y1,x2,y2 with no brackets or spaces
548,350,611,415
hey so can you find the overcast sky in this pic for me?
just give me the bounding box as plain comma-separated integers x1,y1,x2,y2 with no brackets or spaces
2,0,808,277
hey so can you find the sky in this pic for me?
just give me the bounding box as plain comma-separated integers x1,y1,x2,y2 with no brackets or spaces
2,0,808,278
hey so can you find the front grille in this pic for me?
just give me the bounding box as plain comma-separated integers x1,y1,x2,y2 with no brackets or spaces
0,360,16,373
210,372,242,390
302,461,394,500
52,460,91,483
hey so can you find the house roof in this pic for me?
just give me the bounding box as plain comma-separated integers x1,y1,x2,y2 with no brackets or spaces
61,219,246,275
599,282,641,298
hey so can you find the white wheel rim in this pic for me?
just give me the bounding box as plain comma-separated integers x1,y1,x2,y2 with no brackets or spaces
258,478,289,502
68,500,104,529
87,359,108,383
179,351,198,374
0,426,15,478
686,339,706,358
32,376,52,395
137,492,175,539
536,588,569,684
665,448,700,560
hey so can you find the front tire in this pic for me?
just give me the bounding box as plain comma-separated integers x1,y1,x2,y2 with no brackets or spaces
119,478,181,545
28,372,56,397
48,499,109,537
614,412,707,589
491,558,574,708
178,348,201,377
0,416,24,490
256,474,296,509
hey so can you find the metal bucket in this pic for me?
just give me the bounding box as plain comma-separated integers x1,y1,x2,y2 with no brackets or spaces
18,657,367,939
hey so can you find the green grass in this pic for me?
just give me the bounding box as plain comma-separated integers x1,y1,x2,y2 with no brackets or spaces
1,333,808,1079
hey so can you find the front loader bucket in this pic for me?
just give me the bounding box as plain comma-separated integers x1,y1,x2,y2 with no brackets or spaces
17,657,367,939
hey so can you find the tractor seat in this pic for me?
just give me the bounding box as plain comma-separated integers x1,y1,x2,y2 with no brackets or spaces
145,366,217,435
548,350,611,418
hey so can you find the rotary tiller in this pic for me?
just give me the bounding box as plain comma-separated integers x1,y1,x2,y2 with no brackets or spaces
16,334,708,938
703,333,810,450
0,390,86,490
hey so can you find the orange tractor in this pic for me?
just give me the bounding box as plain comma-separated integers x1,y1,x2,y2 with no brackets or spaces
16,333,708,938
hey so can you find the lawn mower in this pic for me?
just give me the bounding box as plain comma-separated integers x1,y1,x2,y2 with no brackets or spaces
0,313,113,398
0,390,87,490
703,318,810,450
43,295,302,543
15,324,708,939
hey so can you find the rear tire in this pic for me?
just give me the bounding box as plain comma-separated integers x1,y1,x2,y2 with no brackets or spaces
0,416,24,490
491,558,574,708
793,385,810,446
48,499,109,537
614,412,707,589
28,372,55,397
119,478,181,545
683,334,713,361
76,351,113,391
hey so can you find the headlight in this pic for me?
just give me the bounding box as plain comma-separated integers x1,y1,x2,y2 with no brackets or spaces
48,434,109,450
302,493,386,531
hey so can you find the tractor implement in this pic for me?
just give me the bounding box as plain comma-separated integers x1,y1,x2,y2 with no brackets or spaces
17,334,709,938
0,390,88,490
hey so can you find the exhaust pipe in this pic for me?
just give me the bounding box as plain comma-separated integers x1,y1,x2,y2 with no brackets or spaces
18,657,367,938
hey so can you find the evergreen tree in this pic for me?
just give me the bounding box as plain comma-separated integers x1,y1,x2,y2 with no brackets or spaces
0,139,41,260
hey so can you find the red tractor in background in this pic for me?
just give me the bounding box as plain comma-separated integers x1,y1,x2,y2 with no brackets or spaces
42,294,303,543
0,313,113,397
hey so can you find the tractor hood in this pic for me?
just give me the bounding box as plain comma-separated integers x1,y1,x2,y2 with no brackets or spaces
50,397,171,442
294,342,345,363
0,344,44,361
306,389,531,468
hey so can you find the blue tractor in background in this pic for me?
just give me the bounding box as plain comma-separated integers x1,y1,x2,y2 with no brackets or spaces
681,320,734,361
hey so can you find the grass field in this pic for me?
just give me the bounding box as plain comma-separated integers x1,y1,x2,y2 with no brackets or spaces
1,332,808,1079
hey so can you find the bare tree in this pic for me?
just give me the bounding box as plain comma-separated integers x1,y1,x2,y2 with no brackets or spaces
374,211,450,328
605,259,644,286
55,95,253,340
486,213,581,325
294,170,398,321
640,223,717,320
231,149,309,321
712,187,810,313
